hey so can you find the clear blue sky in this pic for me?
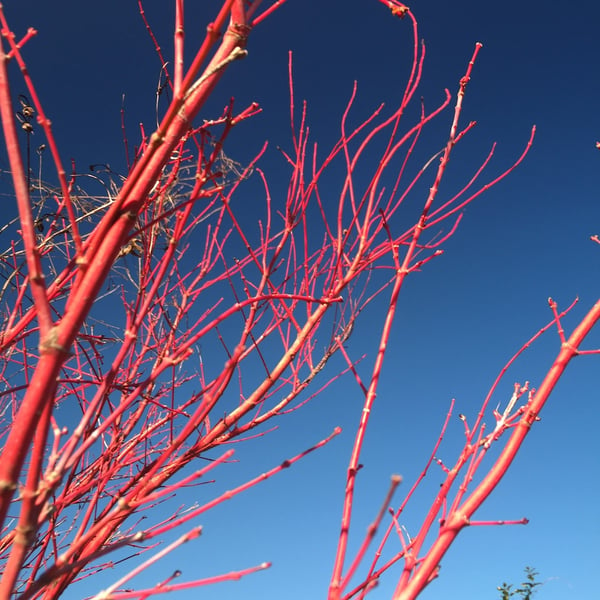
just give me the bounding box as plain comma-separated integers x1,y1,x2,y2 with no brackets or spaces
3,1,599,599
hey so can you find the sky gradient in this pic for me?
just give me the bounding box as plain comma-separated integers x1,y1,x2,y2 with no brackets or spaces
2,1,599,599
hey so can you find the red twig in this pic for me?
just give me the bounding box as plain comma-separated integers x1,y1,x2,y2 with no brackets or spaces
95,562,271,600
0,2,574,598
394,299,600,599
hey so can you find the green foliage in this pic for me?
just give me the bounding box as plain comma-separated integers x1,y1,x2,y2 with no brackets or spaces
497,567,542,599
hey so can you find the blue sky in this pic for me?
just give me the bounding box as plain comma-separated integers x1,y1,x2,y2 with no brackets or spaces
3,1,600,599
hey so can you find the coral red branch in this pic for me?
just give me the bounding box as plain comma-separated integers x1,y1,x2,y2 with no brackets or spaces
394,299,600,599
97,562,271,600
